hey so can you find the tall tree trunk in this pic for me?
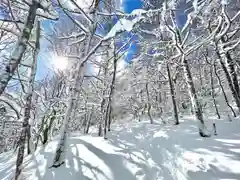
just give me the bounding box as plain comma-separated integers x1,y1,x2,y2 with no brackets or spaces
214,61,236,117
216,48,240,112
197,58,203,86
181,55,210,137
107,42,117,131
15,20,40,180
107,105,113,131
102,67,108,139
26,125,31,155
35,115,45,150
52,94,75,167
210,65,221,119
146,83,153,124
52,41,89,167
42,109,56,145
226,53,239,96
167,63,179,125
103,105,108,139
221,37,240,98
0,2,38,95
85,107,93,134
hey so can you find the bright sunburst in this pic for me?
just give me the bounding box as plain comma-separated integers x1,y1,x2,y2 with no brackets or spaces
51,56,68,71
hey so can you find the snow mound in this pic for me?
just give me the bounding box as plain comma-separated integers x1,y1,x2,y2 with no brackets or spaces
1,117,240,180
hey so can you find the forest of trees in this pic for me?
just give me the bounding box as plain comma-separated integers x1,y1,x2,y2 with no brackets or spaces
0,0,240,179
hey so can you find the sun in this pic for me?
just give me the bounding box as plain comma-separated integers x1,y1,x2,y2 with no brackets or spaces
51,56,68,71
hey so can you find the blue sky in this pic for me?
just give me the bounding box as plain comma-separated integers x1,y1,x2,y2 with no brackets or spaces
123,0,143,13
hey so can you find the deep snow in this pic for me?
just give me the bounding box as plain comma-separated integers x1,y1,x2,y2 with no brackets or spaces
1,116,240,180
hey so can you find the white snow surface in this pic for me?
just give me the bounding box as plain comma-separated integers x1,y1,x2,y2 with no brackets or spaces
1,116,240,180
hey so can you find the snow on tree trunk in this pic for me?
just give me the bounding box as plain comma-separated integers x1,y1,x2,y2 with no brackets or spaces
85,106,93,134
0,2,38,95
167,63,179,125
101,90,107,139
181,55,210,137
15,20,40,180
42,109,56,145
52,27,96,166
146,82,153,124
221,37,240,99
214,61,236,117
107,42,117,131
218,52,240,113
52,60,87,167
210,64,221,119
103,53,110,139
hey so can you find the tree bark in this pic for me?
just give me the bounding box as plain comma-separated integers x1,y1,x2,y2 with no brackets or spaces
42,110,56,145
226,52,240,98
107,42,117,131
181,55,210,137
218,54,240,112
15,20,40,180
210,65,221,119
146,83,153,124
214,61,236,117
102,68,108,139
85,108,93,134
221,37,240,98
167,63,179,125
52,40,88,167
0,2,38,95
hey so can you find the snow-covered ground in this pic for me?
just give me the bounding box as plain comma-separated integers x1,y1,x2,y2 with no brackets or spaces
1,116,240,180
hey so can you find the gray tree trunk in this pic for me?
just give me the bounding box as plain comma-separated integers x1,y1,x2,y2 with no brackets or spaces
214,61,236,117
15,20,40,180
210,65,221,119
221,37,240,98
167,63,179,125
218,53,240,112
146,83,153,124
0,2,38,95
52,38,90,167
107,42,117,131
182,55,210,137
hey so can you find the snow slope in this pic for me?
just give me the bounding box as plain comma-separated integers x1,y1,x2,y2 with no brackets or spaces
1,116,240,180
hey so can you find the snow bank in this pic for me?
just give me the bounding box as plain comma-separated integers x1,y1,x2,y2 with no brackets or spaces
1,117,240,180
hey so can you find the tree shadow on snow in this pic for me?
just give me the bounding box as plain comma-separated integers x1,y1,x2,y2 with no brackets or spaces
106,119,240,180
24,143,109,180
22,119,240,180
